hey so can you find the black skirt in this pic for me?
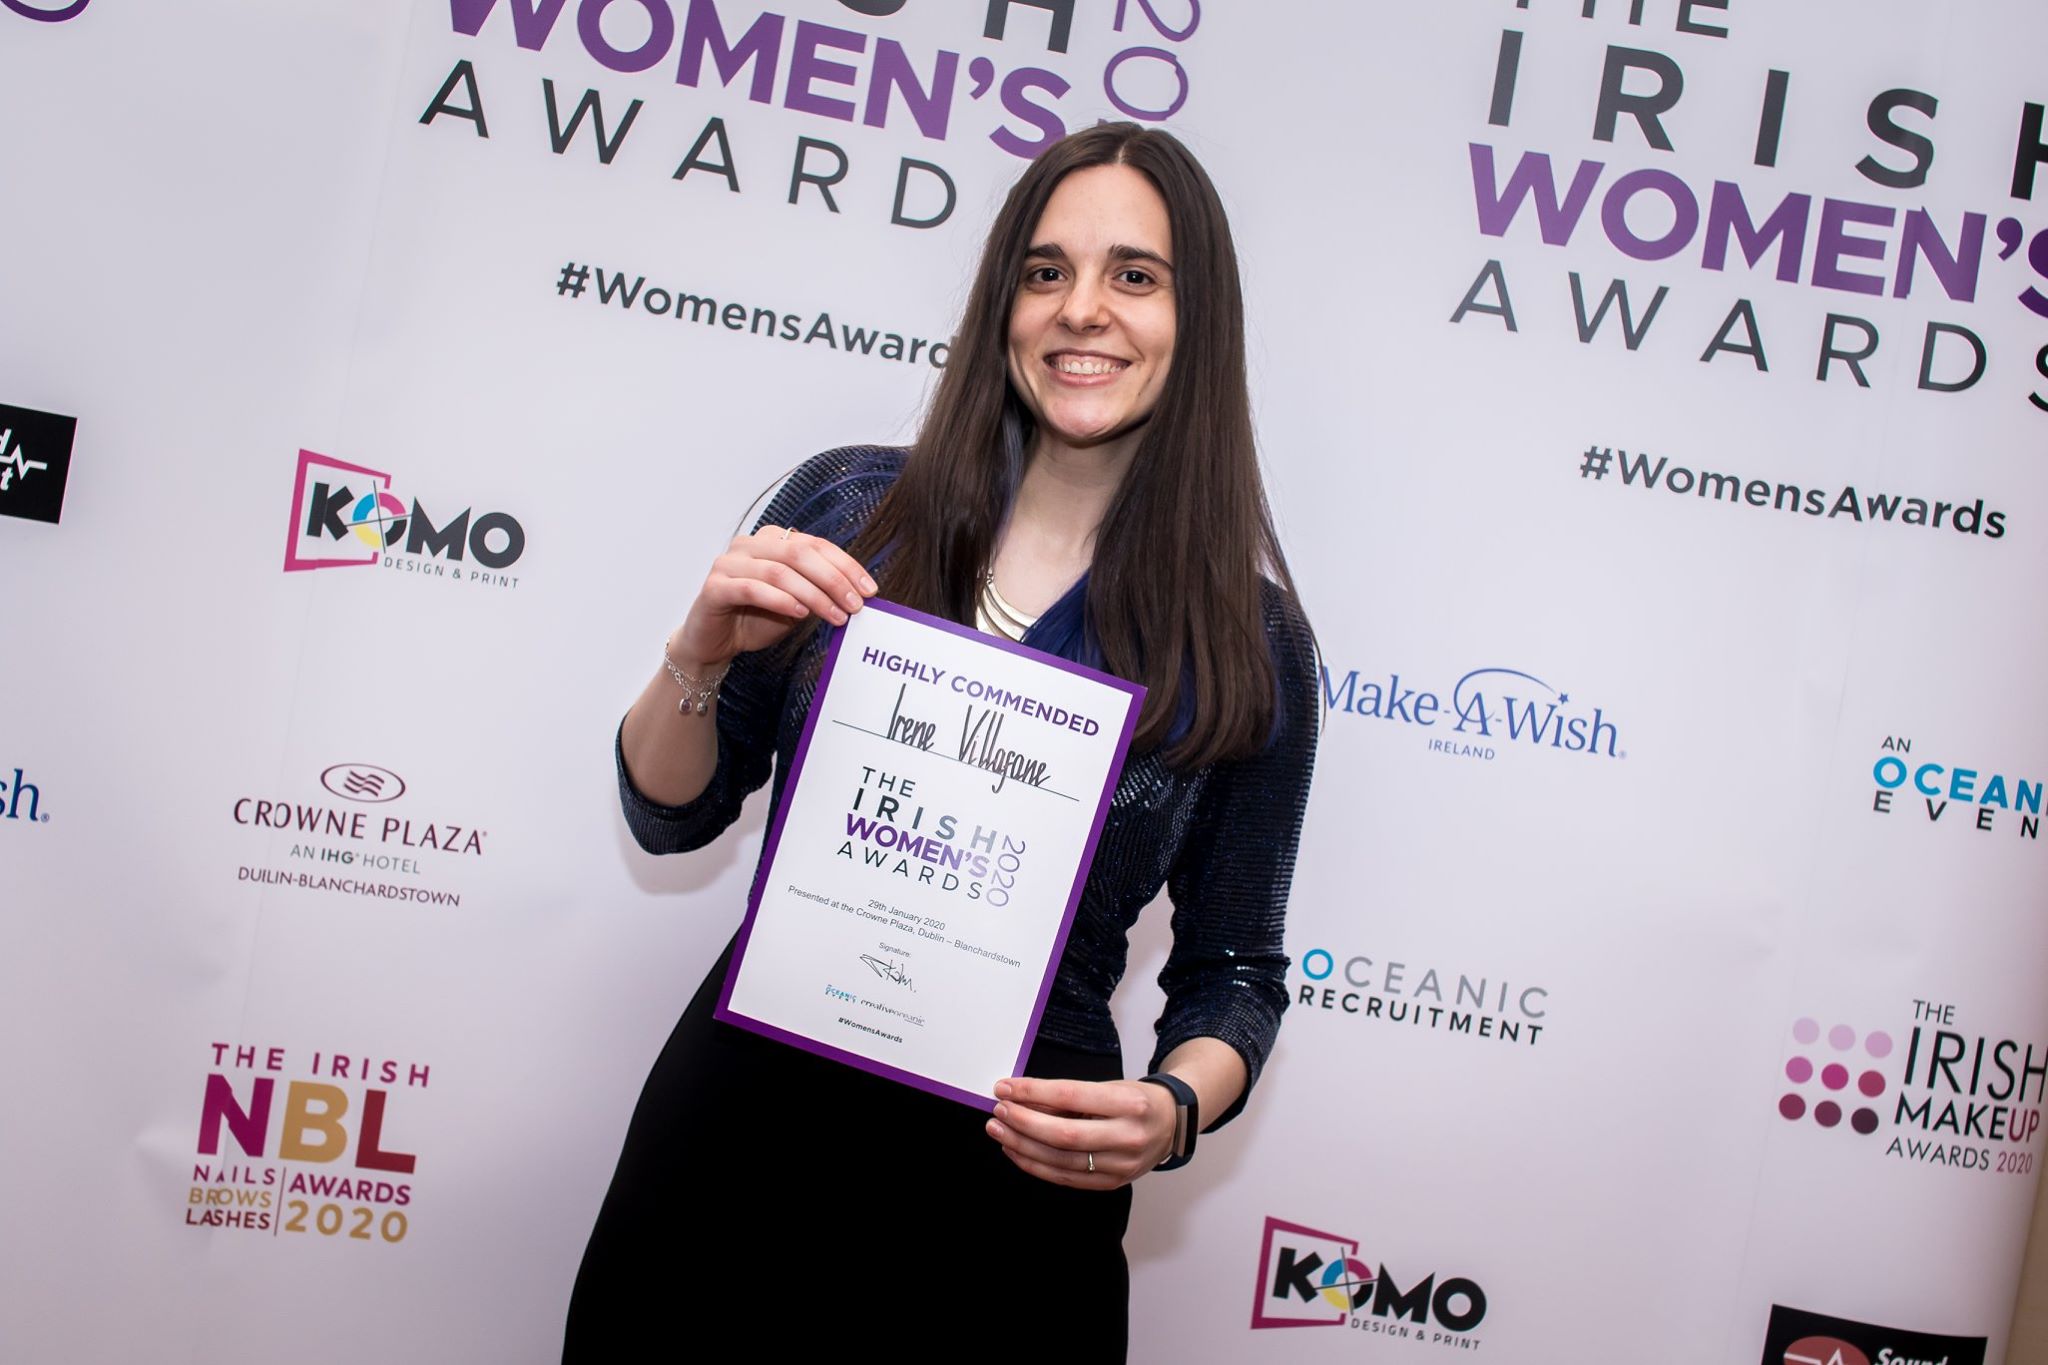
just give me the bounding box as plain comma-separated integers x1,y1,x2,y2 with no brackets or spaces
564,936,1133,1360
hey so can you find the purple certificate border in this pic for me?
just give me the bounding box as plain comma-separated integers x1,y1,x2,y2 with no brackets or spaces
712,597,1145,1112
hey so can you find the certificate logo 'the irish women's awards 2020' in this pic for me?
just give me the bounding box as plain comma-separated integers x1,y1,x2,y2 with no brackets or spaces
283,449,526,588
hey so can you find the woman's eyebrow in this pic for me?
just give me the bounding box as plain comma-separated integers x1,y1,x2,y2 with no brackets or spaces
1108,243,1173,270
1022,242,1174,269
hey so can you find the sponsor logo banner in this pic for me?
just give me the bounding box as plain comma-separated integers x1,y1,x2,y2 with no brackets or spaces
1761,1303,1987,1365
1775,1004,2043,1177
0,402,77,525
1251,1215,1487,1349
283,449,525,588
189,1040,428,1248
231,762,488,907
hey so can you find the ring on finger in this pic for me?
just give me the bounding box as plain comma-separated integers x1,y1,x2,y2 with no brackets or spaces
1086,1152,1095,1174
780,525,795,541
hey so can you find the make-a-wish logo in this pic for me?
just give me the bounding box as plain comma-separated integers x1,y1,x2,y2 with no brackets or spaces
1319,663,1623,762
2,766,49,825
283,449,525,587
1251,1215,1486,1348
1760,1303,1986,1365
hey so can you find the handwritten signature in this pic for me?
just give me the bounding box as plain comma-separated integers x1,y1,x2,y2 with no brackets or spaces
858,954,915,991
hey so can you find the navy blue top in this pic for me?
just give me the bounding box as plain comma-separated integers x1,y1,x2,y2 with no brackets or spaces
617,446,1320,1127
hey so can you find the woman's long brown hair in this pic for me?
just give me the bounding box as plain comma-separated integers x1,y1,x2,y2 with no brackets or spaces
845,122,1302,770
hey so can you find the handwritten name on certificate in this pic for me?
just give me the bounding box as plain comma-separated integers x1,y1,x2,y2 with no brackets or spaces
714,599,1144,1110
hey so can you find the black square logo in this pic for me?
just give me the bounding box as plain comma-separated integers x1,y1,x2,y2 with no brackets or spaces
0,402,78,525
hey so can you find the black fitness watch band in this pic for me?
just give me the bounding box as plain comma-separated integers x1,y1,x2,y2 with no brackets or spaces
1139,1072,1199,1170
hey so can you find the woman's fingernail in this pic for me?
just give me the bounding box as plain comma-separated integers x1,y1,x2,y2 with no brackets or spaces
844,591,860,609
862,576,878,593
986,1119,1004,1138
993,1103,1008,1121
994,1080,1013,1099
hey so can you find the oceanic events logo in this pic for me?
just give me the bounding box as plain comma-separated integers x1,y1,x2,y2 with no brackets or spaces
231,762,486,908
1319,663,1623,763
1869,735,2042,845
189,1040,427,1247
0,401,78,525
1760,1304,1987,1365
2,766,49,826
1251,1215,1487,1348
1458,7,2048,413
1295,948,1548,1049
423,0,1205,232
1775,1002,2043,1176
283,449,526,588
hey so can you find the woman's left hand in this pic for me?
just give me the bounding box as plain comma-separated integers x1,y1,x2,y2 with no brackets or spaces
984,1076,1175,1189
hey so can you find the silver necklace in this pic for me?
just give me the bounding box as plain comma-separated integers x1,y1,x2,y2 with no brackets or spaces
980,569,1036,642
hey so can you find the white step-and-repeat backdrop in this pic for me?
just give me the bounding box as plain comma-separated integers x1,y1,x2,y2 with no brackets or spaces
3,2,2044,1361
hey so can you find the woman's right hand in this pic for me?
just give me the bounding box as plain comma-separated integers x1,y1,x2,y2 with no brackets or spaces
670,524,879,667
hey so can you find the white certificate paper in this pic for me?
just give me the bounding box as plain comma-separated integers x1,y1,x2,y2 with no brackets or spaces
714,599,1144,1110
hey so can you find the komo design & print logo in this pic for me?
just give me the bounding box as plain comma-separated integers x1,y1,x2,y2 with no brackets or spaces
283,449,525,587
1319,663,1623,763
1251,1215,1486,1349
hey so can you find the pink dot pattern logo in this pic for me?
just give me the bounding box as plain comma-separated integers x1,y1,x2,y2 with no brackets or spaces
1780,1018,1890,1137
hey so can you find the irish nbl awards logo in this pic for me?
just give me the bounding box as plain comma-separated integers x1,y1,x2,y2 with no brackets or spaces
1251,1215,1487,1349
188,1039,427,1246
1761,1304,1987,1365
1868,735,2042,846
282,449,526,588
0,402,77,524
1774,1003,2044,1176
230,761,487,907
1319,662,1624,765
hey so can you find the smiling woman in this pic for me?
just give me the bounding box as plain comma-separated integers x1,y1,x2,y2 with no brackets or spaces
570,122,1319,1362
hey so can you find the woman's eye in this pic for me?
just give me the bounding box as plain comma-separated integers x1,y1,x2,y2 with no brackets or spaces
1025,265,1063,284
1118,268,1155,287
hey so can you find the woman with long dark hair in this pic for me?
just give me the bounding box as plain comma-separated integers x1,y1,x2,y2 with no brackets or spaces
566,122,1318,1359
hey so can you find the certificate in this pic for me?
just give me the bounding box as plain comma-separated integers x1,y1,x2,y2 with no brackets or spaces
714,599,1144,1110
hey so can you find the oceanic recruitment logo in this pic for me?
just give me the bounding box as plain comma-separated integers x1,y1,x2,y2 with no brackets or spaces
283,449,526,587
1869,735,2042,844
1251,1215,1487,1348
0,401,78,524
1320,663,1623,763
1296,948,1548,1048
1760,1303,1987,1365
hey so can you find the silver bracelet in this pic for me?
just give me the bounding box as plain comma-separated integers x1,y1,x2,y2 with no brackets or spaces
662,643,729,716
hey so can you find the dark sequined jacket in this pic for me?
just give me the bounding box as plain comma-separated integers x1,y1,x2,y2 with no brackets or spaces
617,446,1319,1126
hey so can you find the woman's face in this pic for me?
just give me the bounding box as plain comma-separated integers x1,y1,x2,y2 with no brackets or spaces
1005,163,1177,461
